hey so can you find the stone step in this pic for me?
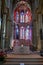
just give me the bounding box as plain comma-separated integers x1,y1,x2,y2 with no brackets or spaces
3,57,43,65
3,61,43,65
6,58,43,62
3,54,43,65
6,54,42,58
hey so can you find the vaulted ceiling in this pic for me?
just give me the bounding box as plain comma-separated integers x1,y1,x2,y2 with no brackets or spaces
12,0,34,10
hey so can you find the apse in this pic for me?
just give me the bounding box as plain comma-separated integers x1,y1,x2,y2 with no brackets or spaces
13,1,32,46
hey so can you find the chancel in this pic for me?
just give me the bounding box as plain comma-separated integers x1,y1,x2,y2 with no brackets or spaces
0,0,43,65
10,1,33,54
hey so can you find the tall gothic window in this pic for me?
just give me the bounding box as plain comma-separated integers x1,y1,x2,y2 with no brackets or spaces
20,26,25,39
20,11,24,23
25,26,32,40
15,25,19,39
25,11,28,23
16,12,19,23
25,26,29,40
29,28,32,41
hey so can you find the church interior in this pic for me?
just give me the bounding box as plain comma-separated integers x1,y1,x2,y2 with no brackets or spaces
0,0,43,65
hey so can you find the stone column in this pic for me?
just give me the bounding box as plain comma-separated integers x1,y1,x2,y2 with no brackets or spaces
10,21,14,49
1,0,8,50
32,1,38,49
36,14,41,51
1,14,7,50
32,13,37,49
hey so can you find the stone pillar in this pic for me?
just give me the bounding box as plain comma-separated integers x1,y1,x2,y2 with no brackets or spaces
1,0,6,50
2,14,7,50
36,14,41,51
33,19,37,48
5,19,12,49
32,12,37,49
32,1,38,49
10,21,14,49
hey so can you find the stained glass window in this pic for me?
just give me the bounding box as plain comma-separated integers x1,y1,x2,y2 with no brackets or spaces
16,12,19,23
25,26,29,40
25,29,28,40
15,25,19,39
20,26,25,39
25,26,32,40
25,11,28,23
20,12,24,23
29,29,32,41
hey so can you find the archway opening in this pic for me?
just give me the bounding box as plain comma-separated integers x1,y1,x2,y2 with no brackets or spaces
11,1,32,54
